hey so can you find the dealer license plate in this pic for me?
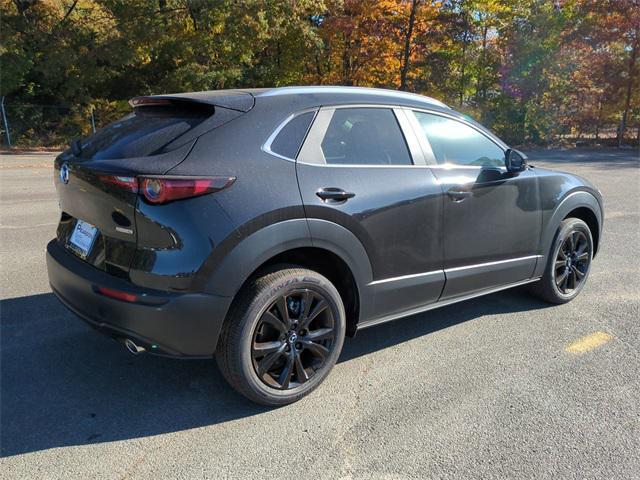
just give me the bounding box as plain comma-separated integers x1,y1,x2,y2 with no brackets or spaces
68,219,98,259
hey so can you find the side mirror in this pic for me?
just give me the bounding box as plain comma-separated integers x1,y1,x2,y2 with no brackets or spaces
505,148,527,174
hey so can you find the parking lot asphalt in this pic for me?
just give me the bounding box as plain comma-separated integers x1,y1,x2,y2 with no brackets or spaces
1,148,639,479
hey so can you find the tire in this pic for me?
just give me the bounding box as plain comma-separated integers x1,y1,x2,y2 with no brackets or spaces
529,218,593,304
216,266,346,406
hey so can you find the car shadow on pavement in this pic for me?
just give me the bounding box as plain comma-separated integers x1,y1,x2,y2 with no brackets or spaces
1,289,550,457
340,288,551,363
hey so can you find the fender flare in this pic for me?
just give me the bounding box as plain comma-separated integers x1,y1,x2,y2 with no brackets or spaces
204,218,373,301
534,190,603,277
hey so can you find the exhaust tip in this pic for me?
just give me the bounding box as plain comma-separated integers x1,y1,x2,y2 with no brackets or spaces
124,338,146,355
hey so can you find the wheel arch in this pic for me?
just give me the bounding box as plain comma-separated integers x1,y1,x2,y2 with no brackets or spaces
534,190,602,277
247,247,361,337
204,219,372,337
564,206,600,257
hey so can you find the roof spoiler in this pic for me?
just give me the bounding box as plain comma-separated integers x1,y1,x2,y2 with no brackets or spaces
129,90,255,113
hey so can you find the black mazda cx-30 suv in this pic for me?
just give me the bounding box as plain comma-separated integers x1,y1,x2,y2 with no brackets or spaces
47,86,603,405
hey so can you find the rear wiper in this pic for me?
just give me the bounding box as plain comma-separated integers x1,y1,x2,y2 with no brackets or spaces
70,139,82,157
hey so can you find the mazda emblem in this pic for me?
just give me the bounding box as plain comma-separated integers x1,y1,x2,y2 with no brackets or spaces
60,163,70,184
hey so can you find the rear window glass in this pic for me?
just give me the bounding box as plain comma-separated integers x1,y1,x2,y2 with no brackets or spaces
269,111,315,159
79,106,211,160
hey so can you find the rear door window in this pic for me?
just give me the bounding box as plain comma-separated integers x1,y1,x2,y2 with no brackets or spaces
320,108,412,165
79,106,212,160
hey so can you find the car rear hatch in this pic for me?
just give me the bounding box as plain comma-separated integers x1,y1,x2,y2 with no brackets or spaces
53,91,253,279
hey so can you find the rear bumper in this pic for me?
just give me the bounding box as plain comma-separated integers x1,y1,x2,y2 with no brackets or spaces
46,240,232,357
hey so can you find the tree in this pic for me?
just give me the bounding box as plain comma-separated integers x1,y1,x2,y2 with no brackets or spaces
1,0,637,147
399,0,420,90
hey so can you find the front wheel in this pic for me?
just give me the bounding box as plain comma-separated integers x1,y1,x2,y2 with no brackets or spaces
529,217,593,304
216,266,346,406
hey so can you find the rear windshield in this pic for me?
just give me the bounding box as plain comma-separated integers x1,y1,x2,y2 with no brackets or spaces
78,106,212,160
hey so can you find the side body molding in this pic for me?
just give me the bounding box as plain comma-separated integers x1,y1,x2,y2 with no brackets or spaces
533,190,603,278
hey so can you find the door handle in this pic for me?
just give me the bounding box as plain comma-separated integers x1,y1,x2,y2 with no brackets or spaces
316,187,356,202
447,189,472,201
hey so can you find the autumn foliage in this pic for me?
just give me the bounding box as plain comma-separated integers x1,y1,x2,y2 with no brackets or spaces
1,0,638,147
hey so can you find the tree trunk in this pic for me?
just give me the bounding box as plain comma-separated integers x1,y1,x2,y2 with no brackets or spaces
12,0,33,16
60,0,79,24
459,26,470,106
158,0,167,26
475,22,489,120
188,5,199,31
618,35,638,147
399,0,420,91
595,99,603,140
342,38,353,86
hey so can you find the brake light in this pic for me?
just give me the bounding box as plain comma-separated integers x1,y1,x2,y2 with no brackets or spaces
98,175,138,193
129,97,173,107
97,174,235,204
140,176,235,204
96,286,137,303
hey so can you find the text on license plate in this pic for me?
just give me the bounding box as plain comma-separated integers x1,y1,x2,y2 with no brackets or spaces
69,219,98,258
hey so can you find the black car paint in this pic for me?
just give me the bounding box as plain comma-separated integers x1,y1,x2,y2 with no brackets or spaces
432,165,542,299
47,87,604,357
531,168,603,276
47,240,231,357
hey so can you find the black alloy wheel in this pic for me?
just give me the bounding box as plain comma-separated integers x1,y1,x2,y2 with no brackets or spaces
216,267,345,406
251,289,336,390
554,230,591,294
528,217,594,305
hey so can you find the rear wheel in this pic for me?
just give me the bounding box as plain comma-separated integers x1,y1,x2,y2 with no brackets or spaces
529,218,593,304
216,267,345,406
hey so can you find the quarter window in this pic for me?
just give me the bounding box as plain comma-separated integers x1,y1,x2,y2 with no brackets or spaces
269,111,315,159
413,112,504,167
320,108,412,165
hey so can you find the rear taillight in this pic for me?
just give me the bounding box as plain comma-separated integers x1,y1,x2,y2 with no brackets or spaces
139,176,235,204
98,175,138,193
98,175,235,204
